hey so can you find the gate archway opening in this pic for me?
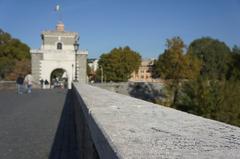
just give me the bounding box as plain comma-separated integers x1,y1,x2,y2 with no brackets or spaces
50,68,68,89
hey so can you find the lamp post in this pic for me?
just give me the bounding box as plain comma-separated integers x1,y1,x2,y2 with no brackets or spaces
74,42,79,81
72,64,74,81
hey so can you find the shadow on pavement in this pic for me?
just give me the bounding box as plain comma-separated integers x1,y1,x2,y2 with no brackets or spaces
49,90,79,159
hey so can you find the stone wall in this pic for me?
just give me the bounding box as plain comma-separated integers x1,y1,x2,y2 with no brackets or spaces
77,54,87,83
0,81,16,90
31,53,43,83
72,83,240,158
92,82,165,103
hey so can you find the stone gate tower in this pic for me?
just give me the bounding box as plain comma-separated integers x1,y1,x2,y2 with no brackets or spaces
30,22,88,89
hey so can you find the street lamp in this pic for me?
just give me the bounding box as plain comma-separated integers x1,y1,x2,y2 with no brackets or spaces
72,64,74,81
74,42,79,81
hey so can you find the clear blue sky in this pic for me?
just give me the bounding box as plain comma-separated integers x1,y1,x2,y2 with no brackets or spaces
0,0,240,58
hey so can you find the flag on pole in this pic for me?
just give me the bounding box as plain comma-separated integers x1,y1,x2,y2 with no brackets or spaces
55,4,60,12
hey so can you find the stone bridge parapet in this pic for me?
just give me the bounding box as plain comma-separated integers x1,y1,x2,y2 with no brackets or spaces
72,83,240,159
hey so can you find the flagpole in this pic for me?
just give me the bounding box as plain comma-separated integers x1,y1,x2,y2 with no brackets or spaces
55,4,62,22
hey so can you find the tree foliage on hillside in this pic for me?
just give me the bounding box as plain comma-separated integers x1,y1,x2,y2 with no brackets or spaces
176,78,240,126
188,37,231,79
153,37,201,80
0,29,30,80
152,36,240,127
152,37,201,106
227,45,240,80
176,78,222,117
97,46,141,82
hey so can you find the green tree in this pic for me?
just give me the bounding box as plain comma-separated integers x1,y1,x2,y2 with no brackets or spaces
153,37,186,79
226,45,240,80
177,78,240,127
215,80,240,126
152,37,201,106
176,78,222,117
0,57,14,79
188,37,231,80
0,29,30,80
152,36,240,127
153,37,201,80
97,46,141,82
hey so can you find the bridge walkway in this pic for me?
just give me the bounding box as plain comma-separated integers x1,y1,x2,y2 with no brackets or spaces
0,89,78,159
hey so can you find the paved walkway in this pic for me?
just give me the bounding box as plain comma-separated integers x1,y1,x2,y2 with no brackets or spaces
0,89,78,159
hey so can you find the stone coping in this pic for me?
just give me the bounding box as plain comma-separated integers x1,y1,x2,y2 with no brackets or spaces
0,81,15,83
42,31,78,36
73,83,240,159
30,49,88,55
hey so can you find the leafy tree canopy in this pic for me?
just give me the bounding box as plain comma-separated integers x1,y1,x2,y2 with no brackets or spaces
151,36,240,127
97,46,141,82
188,37,231,79
227,45,240,80
0,29,30,80
152,36,201,80
176,78,240,127
152,37,201,106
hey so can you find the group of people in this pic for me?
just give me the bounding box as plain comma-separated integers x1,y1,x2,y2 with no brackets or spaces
16,73,68,93
40,79,49,89
16,73,33,94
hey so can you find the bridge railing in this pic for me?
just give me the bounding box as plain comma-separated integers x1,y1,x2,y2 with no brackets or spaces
72,83,240,159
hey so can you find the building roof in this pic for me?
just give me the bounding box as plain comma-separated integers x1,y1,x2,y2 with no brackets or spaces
42,22,78,37
42,31,78,37
141,59,155,66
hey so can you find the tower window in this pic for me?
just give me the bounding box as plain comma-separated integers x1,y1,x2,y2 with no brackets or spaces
57,42,62,50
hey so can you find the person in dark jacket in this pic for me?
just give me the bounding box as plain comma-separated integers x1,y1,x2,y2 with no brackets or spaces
40,79,44,89
16,74,24,94
44,79,49,89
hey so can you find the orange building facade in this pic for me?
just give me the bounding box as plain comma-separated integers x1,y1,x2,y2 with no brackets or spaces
129,59,157,82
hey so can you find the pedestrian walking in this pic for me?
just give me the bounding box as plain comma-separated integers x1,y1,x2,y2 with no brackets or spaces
24,73,33,93
16,74,24,94
40,79,44,89
44,79,49,89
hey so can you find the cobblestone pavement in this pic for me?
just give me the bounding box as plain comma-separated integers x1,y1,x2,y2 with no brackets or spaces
0,89,78,159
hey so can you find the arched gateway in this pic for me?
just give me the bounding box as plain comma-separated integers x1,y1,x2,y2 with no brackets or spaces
30,22,88,89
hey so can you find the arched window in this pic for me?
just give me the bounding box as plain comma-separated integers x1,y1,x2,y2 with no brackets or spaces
57,42,62,50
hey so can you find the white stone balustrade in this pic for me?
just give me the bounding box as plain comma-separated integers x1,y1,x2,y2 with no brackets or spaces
73,83,240,159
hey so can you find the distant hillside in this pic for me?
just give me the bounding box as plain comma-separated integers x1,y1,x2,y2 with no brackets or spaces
0,29,30,80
